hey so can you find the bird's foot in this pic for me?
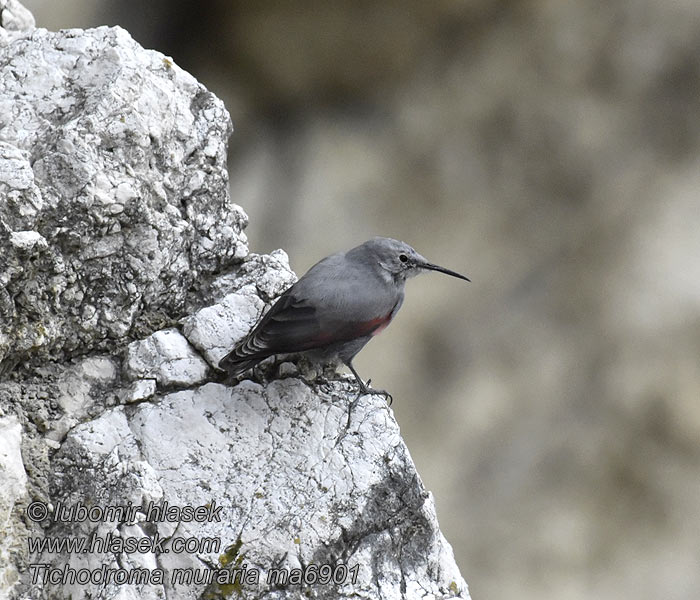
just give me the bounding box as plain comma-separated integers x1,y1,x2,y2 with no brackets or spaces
356,379,393,406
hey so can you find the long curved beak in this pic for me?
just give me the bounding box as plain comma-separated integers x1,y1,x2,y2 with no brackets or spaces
422,262,470,282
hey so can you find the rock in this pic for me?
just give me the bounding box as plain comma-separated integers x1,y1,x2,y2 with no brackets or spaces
0,0,35,38
124,328,209,387
0,21,247,373
120,379,157,404
48,355,119,442
181,284,266,368
0,416,28,598
41,381,468,600
9,230,47,252
1,3,470,599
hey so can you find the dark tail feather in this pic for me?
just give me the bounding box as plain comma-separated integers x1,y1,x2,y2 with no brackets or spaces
218,349,266,377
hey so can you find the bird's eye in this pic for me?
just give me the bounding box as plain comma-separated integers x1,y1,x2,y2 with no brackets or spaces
399,254,408,263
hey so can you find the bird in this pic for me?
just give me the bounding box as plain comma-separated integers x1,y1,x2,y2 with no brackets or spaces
218,237,469,401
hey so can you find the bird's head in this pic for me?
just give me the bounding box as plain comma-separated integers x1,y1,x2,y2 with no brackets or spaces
362,237,470,284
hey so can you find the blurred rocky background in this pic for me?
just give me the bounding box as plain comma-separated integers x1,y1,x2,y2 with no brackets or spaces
22,1,700,599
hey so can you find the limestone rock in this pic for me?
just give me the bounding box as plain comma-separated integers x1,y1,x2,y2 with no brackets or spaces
0,416,28,595
0,21,247,373
1,4,470,599
181,284,265,368
124,328,209,388
42,381,468,600
0,0,35,40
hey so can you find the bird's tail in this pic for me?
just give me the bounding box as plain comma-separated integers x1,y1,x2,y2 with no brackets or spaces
218,347,267,377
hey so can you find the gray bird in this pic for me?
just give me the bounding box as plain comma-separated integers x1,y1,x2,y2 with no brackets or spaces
219,237,469,399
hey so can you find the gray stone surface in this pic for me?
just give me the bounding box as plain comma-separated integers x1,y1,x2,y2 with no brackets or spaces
0,18,247,373
181,284,265,368
40,381,467,600
0,4,469,599
0,0,34,39
0,416,28,595
124,328,210,388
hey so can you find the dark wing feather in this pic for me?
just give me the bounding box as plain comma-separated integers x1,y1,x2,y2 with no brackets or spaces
219,252,401,376
218,291,322,374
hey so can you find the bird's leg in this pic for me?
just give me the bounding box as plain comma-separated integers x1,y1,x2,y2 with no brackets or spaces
346,362,393,406
252,362,264,382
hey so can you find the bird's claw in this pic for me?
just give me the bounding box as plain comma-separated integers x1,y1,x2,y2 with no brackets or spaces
346,363,393,406
356,384,393,406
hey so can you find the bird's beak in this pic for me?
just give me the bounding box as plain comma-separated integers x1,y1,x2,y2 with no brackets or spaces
422,262,470,282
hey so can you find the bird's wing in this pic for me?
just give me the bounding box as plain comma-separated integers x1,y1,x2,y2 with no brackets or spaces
220,275,397,371
219,291,320,371
219,252,402,373
245,291,322,353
